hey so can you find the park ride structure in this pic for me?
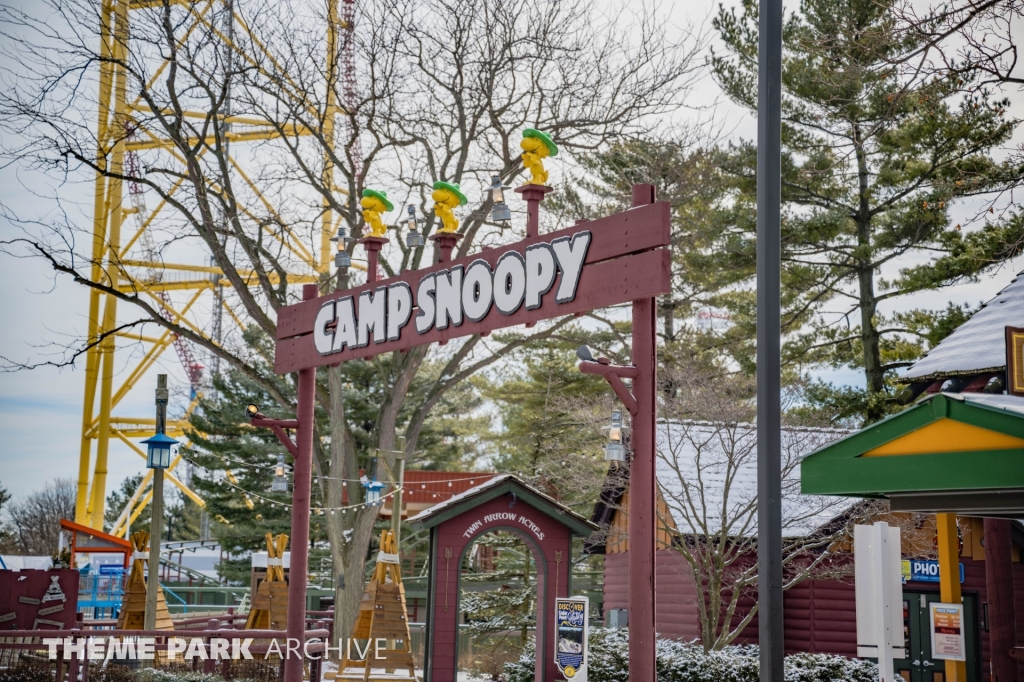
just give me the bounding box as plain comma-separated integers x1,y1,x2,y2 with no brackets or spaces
75,0,362,534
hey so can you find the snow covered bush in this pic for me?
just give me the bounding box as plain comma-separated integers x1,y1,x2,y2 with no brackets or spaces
501,628,877,682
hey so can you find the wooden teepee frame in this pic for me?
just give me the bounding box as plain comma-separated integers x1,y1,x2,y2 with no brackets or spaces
335,530,417,681
245,533,289,630
117,531,174,630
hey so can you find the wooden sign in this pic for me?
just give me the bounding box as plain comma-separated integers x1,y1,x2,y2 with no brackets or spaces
1007,326,1024,396
274,202,671,372
0,570,79,630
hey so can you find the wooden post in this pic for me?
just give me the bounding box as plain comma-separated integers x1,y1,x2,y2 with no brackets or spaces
282,284,319,682
145,374,168,633
629,183,657,682
984,518,1016,682
359,237,388,283
205,618,219,675
431,233,462,264
513,184,553,238
936,513,966,682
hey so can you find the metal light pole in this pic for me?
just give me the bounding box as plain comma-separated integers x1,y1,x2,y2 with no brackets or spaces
144,374,169,631
756,0,784,673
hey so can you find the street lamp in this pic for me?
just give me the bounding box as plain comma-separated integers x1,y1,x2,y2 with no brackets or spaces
143,374,176,634
405,205,425,248
142,432,177,469
489,175,511,223
271,454,289,493
602,409,628,463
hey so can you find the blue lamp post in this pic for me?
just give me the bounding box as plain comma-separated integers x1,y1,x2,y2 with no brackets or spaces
142,374,176,632
142,432,177,469
362,477,385,506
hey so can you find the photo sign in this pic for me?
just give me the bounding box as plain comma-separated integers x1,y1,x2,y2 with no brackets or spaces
274,202,671,373
929,602,966,661
555,596,588,681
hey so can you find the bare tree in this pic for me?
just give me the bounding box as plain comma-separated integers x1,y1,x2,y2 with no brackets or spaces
0,0,704,643
891,0,1024,91
648,365,858,650
3,478,77,556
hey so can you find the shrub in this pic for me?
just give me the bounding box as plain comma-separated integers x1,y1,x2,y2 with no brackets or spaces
501,628,877,682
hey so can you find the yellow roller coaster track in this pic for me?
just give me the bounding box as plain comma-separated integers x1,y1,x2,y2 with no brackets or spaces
77,0,356,533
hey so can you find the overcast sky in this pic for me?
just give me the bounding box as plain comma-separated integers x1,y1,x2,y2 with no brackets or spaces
0,0,1021,509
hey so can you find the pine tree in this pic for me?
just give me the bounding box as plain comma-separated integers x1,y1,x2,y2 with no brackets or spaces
713,0,1024,420
104,474,152,536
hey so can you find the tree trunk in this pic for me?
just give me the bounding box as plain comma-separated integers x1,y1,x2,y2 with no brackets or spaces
858,263,884,395
853,124,885,416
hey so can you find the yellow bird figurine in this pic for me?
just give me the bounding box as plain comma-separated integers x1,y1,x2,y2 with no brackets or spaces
520,128,558,186
431,181,468,233
360,189,394,238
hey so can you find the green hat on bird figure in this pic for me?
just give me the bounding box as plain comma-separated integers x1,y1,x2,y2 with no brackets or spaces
522,128,558,157
361,188,394,212
432,181,468,206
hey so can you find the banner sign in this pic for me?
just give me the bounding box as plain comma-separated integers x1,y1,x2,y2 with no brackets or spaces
930,602,966,661
901,559,964,584
274,202,671,372
555,597,588,681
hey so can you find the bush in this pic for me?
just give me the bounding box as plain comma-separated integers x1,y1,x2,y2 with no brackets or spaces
501,628,878,682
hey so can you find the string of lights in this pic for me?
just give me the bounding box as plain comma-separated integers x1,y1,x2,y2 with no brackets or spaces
186,456,476,518
214,476,406,513
184,449,486,487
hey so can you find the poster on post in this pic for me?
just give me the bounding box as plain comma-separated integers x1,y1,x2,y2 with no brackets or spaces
930,602,966,661
555,597,589,681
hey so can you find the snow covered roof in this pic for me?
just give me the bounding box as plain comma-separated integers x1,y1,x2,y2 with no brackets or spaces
948,391,1024,416
656,420,856,539
901,268,1024,381
0,555,53,571
408,474,519,525
408,474,597,535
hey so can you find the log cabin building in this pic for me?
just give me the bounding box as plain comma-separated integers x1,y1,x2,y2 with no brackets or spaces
586,420,1024,682
588,268,1024,682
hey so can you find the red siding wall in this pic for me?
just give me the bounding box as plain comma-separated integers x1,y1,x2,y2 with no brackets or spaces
603,551,702,642
605,551,1024,681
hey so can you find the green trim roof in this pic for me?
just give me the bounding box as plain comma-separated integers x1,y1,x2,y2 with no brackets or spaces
800,393,1024,498
408,474,597,536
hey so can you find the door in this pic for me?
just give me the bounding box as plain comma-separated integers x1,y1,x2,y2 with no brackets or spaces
894,592,978,682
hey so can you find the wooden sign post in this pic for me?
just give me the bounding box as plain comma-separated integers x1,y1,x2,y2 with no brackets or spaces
260,182,670,682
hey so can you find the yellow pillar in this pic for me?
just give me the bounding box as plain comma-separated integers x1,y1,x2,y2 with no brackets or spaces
935,513,966,682
88,0,130,529
77,0,116,524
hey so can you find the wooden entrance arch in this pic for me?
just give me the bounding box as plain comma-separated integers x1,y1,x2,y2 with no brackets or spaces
409,475,597,682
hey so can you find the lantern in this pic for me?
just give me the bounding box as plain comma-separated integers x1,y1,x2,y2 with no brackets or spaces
142,432,177,469
489,175,511,222
405,205,425,247
271,454,289,493
602,409,627,462
331,227,355,269
362,477,385,506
